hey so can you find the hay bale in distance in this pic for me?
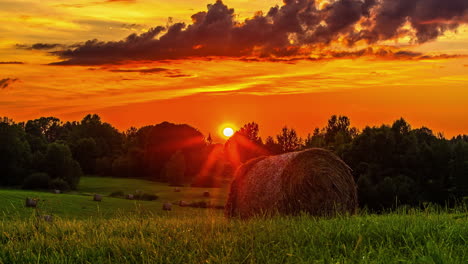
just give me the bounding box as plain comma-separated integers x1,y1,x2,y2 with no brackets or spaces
126,194,134,200
53,189,61,194
25,198,38,208
179,201,189,207
42,215,53,222
93,194,102,202
203,191,210,198
163,203,172,211
225,148,358,219
174,187,181,192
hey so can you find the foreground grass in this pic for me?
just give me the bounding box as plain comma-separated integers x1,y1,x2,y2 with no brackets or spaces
1,208,467,264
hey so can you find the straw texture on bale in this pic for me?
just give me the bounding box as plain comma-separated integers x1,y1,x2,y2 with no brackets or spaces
225,148,357,219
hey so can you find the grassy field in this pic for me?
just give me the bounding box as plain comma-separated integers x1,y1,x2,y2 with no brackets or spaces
0,177,228,220
1,177,467,263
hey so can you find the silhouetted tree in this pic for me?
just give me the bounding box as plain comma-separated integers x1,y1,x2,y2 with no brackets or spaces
324,115,357,153
264,136,281,154
72,138,98,174
44,143,82,189
138,122,206,181
164,151,186,186
276,126,302,153
0,122,31,186
238,122,262,144
304,128,326,148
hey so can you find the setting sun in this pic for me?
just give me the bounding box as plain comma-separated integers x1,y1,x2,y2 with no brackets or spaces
223,127,234,137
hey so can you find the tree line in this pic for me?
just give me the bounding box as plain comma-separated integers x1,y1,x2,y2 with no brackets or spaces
1,114,467,210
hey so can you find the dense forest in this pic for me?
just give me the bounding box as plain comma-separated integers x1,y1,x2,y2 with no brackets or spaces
1,114,467,210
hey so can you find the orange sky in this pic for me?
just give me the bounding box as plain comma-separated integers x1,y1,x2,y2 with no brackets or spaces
1,0,468,141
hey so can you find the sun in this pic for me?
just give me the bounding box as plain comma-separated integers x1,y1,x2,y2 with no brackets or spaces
223,127,234,137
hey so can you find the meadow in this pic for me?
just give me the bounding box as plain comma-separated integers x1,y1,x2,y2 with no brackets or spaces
0,177,467,263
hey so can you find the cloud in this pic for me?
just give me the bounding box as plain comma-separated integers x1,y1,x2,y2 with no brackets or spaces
0,78,18,89
109,67,169,74
103,67,193,77
16,43,65,50
56,0,135,8
50,0,468,65
0,61,24,64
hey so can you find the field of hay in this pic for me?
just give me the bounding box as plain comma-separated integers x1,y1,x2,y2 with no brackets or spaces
1,177,467,263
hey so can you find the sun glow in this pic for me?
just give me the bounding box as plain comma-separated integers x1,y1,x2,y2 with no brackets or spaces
223,127,234,137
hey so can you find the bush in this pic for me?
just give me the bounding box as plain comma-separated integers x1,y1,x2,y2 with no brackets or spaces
134,192,158,201
109,190,125,198
49,178,71,192
22,173,51,190
189,201,211,208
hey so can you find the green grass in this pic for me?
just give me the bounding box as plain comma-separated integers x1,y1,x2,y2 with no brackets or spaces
1,177,467,263
78,176,229,206
0,210,467,263
0,177,227,220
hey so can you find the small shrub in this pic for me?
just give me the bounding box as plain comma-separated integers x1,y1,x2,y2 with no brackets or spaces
189,201,211,208
22,173,51,190
109,190,125,198
49,178,71,192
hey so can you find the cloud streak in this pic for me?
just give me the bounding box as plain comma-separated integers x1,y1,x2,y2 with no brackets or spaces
17,43,65,50
49,0,468,65
0,78,19,89
0,61,24,64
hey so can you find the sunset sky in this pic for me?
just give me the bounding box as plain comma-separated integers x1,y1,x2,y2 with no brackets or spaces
1,0,468,141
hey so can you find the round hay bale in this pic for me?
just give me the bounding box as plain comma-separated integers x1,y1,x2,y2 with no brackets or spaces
25,198,38,208
225,148,357,219
174,187,181,192
54,189,61,194
163,202,172,211
126,194,134,200
42,215,53,222
179,201,189,207
203,191,210,198
93,194,102,202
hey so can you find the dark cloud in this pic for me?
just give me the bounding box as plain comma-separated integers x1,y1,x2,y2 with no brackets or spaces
165,73,193,78
50,0,468,65
109,67,169,74
16,43,65,50
103,67,193,77
0,78,18,89
0,61,24,64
